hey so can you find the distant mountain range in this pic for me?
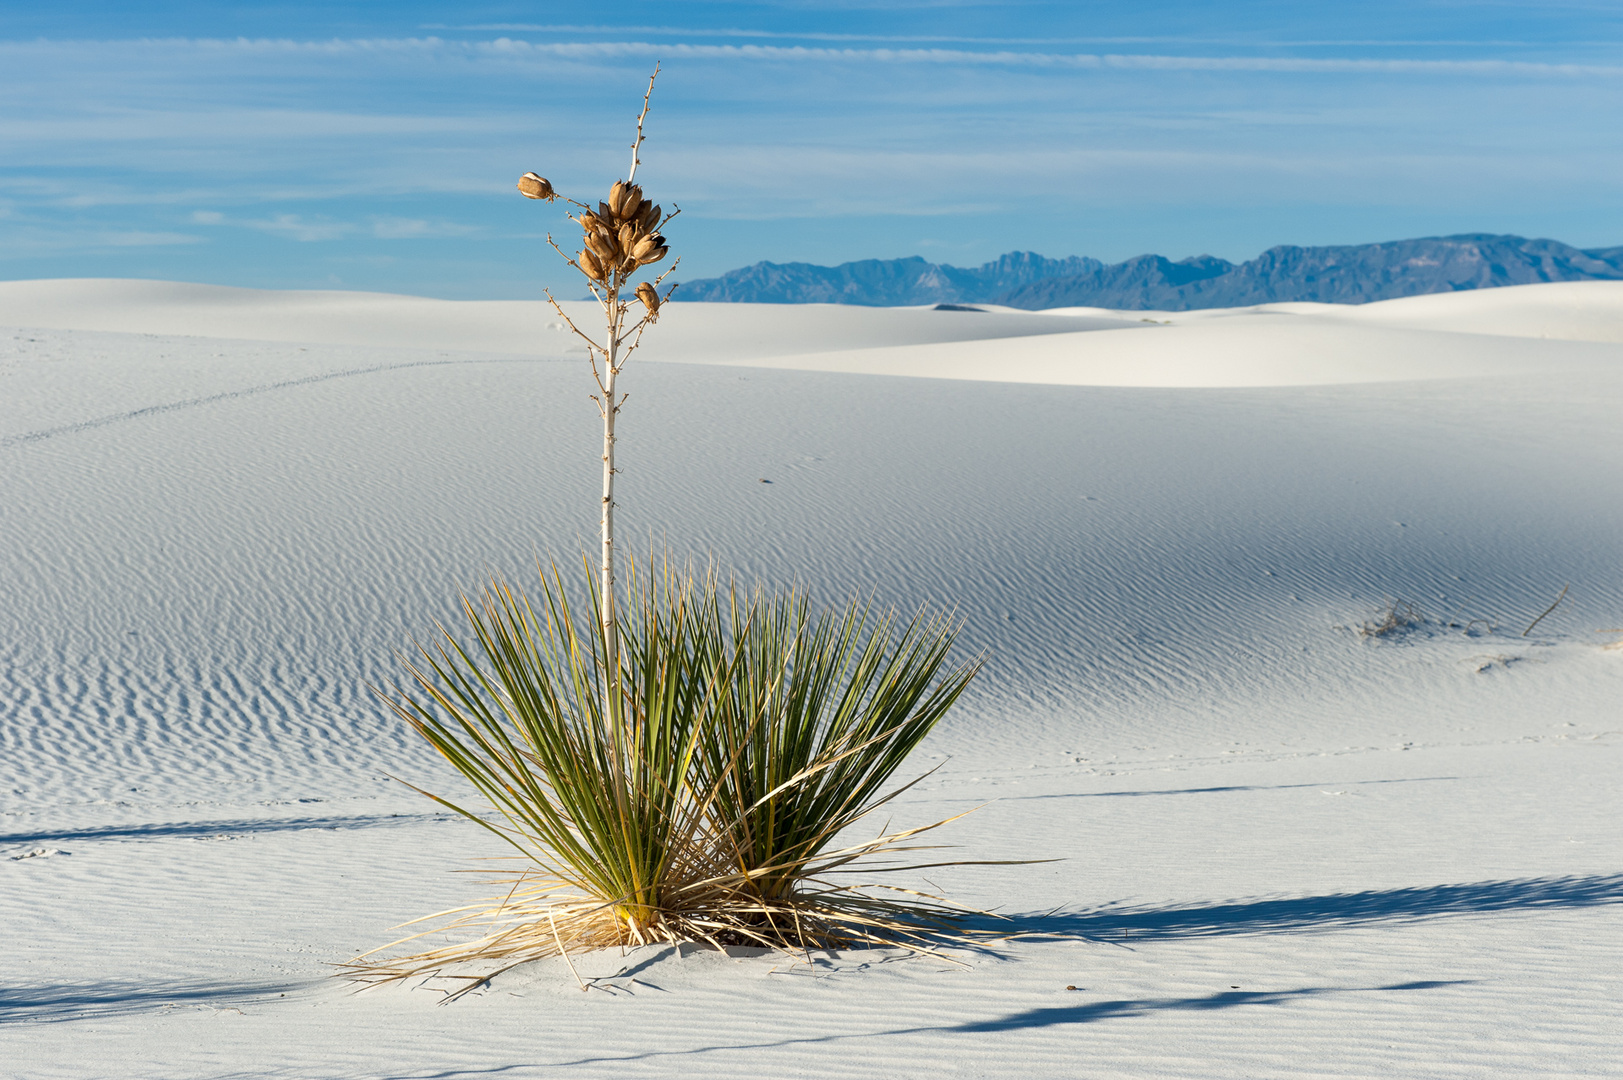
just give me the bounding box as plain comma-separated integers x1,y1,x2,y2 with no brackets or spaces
674,235,1623,310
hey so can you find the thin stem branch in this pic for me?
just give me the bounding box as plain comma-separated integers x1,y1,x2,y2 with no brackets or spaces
1522,583,1569,637
615,258,682,353
586,350,609,397
621,318,653,358
628,64,659,184
542,289,608,355
544,234,580,271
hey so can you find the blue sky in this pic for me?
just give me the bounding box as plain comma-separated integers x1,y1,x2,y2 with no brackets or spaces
2,2,1621,298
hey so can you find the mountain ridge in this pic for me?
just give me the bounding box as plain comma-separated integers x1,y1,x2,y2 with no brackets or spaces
674,235,1623,310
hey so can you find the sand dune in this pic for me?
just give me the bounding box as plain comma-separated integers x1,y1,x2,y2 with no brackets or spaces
0,277,1143,359
1268,280,1623,342
715,317,1622,386
1,280,1619,1078
5,277,1619,389
1036,280,1623,342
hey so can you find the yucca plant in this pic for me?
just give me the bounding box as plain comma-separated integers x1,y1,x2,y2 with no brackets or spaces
349,70,998,997
348,561,729,994
349,562,987,995
700,589,983,917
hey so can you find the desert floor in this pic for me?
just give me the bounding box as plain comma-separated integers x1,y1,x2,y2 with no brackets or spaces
2,279,1620,1078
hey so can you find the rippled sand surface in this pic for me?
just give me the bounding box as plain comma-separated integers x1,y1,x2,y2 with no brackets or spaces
2,280,1620,1078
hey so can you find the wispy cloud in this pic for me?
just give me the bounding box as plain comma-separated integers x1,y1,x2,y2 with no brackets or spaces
651,142,1618,220
484,40,1620,77
367,216,481,240
100,230,204,246
0,108,514,144
197,211,483,242
430,24,1606,50
241,214,356,242
3,37,1619,78
0,226,205,256
2,7,1619,293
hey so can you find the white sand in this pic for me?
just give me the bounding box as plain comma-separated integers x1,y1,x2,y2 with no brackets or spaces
2,279,1619,1077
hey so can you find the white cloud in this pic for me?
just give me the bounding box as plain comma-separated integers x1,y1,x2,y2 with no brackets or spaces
430,24,1595,50
13,178,498,210
181,210,483,242
0,226,205,255
368,216,482,239
100,230,204,246
472,38,1623,77
245,214,356,242
0,108,516,144
2,36,1618,79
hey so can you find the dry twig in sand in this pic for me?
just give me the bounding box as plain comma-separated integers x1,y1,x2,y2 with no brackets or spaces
1359,599,1423,639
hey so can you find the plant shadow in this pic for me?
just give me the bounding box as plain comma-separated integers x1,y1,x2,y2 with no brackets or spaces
513,979,1469,1073
998,775,1459,803
0,980,306,1024
993,873,1623,943
950,979,1468,1032
1,812,455,848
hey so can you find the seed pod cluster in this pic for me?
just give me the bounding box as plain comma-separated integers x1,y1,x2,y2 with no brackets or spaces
575,179,668,285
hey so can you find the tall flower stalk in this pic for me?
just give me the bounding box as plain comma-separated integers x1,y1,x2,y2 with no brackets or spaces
517,66,678,721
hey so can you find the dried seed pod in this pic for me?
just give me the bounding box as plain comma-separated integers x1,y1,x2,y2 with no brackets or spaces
620,186,643,220
608,181,629,216
617,222,639,251
631,233,665,263
578,211,602,232
586,231,618,265
578,248,606,282
598,201,613,221
638,202,661,231
516,172,554,200
636,281,660,320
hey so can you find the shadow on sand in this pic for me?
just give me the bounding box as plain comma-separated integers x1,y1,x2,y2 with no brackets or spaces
485,980,1469,1075
949,979,1467,1032
0,980,306,1024
995,872,1623,942
1,812,456,848
997,775,1459,802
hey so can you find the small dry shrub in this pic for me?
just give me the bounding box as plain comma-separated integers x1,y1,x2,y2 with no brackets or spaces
1359,599,1423,639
